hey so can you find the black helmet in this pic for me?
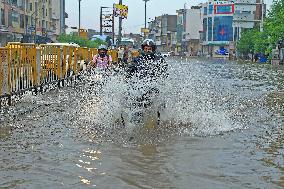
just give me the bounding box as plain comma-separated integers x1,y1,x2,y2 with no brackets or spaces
141,39,156,52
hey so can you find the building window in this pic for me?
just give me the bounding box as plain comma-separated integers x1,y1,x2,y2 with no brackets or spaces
20,14,25,28
204,7,207,15
12,11,19,23
208,17,212,41
35,2,38,16
42,6,45,18
11,0,17,7
209,5,213,14
1,9,5,25
203,18,207,41
8,11,12,26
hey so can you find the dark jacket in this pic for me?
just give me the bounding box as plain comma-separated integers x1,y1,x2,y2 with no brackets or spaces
125,53,168,81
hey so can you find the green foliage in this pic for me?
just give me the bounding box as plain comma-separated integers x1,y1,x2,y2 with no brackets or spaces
57,34,106,48
236,29,257,55
237,0,284,57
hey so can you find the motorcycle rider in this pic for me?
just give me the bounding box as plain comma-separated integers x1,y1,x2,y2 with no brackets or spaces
126,39,167,80
122,39,168,131
92,44,112,69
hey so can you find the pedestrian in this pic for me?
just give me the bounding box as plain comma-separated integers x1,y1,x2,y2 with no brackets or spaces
254,52,259,63
118,46,124,65
123,46,129,64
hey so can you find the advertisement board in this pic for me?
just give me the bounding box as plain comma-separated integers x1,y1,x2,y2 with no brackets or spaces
214,4,234,14
114,4,128,19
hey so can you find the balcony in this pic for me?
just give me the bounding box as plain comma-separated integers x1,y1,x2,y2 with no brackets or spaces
233,13,255,22
234,0,257,5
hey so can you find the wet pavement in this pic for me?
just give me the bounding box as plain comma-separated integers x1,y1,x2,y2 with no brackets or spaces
0,58,283,189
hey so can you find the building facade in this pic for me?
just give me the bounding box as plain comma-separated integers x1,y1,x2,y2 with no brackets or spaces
0,0,66,46
176,8,186,54
183,6,203,56
202,0,235,57
51,0,67,41
148,16,162,49
233,0,266,41
161,14,177,52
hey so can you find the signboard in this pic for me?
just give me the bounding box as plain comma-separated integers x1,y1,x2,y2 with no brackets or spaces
114,4,128,19
213,16,233,41
214,4,234,14
229,42,235,50
141,28,149,33
79,29,88,39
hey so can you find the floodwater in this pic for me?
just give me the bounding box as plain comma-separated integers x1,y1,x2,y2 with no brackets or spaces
0,58,283,189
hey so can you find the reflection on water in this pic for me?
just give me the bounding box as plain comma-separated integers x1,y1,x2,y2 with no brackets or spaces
0,125,12,140
0,59,283,189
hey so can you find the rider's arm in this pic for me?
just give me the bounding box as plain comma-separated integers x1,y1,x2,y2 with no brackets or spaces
92,55,98,68
108,55,113,66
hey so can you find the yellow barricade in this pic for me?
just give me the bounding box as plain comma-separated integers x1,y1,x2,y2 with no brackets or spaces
6,43,37,93
39,44,62,83
108,50,118,63
132,50,140,58
62,46,77,76
89,48,97,65
0,48,9,96
1,43,138,99
40,44,81,83
77,47,89,72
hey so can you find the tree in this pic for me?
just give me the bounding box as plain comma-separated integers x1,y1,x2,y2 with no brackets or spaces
57,34,106,48
237,0,284,60
265,0,284,49
236,29,257,58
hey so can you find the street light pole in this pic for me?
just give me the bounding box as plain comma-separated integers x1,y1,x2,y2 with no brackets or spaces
79,0,82,36
143,0,149,29
31,11,37,43
260,0,264,32
117,0,123,47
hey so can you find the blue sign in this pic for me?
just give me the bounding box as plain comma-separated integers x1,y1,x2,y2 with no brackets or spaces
213,16,233,41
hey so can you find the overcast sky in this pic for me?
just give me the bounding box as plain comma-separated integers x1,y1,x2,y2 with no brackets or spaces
65,0,273,34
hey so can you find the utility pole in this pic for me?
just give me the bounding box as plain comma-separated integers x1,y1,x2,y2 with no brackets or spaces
31,11,37,43
100,7,103,36
117,0,123,47
142,0,149,38
143,0,149,29
260,0,264,32
79,0,81,36
112,4,115,45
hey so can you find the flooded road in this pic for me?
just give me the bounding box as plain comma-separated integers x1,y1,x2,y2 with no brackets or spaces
0,58,283,189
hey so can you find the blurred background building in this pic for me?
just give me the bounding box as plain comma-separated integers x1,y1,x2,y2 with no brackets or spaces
0,0,67,46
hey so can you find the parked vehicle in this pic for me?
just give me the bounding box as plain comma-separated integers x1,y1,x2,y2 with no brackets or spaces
161,52,171,58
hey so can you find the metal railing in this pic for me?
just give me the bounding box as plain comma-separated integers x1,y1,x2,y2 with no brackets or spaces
0,43,119,106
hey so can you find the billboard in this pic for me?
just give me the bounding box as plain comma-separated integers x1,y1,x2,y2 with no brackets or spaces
213,16,233,41
114,4,128,19
214,4,234,14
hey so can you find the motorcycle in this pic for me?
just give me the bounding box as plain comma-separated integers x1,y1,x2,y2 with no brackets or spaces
119,82,165,136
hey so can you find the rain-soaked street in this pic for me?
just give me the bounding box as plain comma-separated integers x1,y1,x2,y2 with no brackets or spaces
0,58,283,189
